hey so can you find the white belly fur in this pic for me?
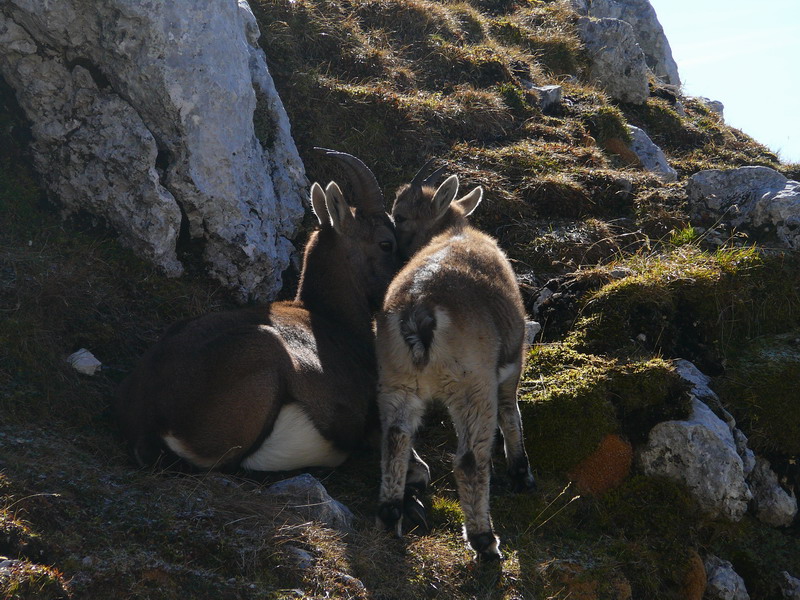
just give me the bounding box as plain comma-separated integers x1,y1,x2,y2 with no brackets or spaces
240,403,348,471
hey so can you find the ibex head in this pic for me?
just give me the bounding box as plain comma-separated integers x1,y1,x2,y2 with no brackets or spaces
391,160,483,260
307,149,398,312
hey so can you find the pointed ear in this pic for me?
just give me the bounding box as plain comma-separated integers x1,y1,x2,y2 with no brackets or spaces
455,186,482,217
324,181,354,233
310,182,329,226
431,174,459,221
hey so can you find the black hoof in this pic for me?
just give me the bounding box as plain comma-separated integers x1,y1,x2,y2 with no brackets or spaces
509,463,537,493
377,501,403,533
403,487,429,534
468,531,502,561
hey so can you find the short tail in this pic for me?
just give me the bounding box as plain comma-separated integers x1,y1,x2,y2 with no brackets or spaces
399,303,437,367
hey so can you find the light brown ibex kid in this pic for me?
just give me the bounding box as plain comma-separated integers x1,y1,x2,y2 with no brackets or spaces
116,150,398,473
375,164,536,560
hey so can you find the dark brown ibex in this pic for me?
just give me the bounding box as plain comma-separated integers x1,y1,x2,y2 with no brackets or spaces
376,166,536,560
116,150,398,472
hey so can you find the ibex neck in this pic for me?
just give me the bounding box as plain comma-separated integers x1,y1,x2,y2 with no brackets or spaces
295,231,375,341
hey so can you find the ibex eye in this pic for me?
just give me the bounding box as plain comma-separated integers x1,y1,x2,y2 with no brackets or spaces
379,241,393,252
394,215,406,224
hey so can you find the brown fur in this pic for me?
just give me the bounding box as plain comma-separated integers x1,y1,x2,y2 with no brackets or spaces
376,174,535,560
116,181,398,472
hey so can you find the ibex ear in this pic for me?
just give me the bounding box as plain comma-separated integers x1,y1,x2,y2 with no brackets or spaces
456,186,482,217
310,182,330,226
431,174,459,221
324,181,354,233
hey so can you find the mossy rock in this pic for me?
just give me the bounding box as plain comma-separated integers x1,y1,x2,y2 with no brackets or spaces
519,345,690,473
718,330,800,456
571,247,800,372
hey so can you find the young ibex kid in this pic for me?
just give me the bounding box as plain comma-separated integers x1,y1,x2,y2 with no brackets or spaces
116,150,398,473
376,165,536,560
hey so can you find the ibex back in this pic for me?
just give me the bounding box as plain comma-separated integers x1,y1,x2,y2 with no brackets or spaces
376,167,536,560
116,151,398,472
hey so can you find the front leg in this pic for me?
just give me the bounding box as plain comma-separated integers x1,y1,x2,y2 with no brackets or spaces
378,388,425,536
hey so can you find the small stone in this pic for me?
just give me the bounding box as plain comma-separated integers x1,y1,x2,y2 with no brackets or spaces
524,320,542,346
67,349,102,375
627,125,677,182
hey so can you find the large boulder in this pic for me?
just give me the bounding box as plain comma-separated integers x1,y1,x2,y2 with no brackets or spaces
638,361,754,521
572,0,680,86
576,17,650,104
0,0,306,301
687,167,800,251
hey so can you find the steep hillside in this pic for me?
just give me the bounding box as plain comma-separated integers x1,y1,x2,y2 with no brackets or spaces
2,0,799,598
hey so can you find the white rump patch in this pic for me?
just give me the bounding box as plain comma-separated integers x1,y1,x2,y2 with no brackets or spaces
241,404,348,471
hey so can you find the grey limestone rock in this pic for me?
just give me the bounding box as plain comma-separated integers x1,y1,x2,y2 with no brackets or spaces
749,456,798,528
576,17,650,104
264,474,354,532
627,125,677,182
688,167,800,251
638,395,752,521
572,0,680,85
705,555,750,600
782,572,800,599
0,0,306,301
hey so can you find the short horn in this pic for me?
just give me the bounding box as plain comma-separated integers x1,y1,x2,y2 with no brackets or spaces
314,147,384,211
411,158,447,188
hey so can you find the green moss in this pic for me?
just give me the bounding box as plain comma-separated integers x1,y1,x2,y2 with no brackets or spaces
519,345,689,472
719,330,800,455
621,97,695,150
496,81,533,115
573,246,800,368
580,105,631,146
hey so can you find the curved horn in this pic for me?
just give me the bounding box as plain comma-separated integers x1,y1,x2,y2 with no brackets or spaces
314,147,384,212
411,158,447,188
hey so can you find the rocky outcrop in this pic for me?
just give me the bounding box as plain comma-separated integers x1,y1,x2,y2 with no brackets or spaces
687,167,800,251
628,125,677,182
571,0,680,86
576,17,650,104
638,360,753,521
638,396,753,521
0,0,306,301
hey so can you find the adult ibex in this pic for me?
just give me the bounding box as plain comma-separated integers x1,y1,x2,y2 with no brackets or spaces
376,165,536,560
116,150,398,472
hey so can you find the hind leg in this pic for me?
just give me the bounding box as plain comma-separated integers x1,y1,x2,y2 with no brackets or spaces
449,380,502,560
497,364,536,493
377,386,426,536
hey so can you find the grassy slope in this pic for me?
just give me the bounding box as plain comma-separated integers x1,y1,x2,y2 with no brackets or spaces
2,0,800,598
